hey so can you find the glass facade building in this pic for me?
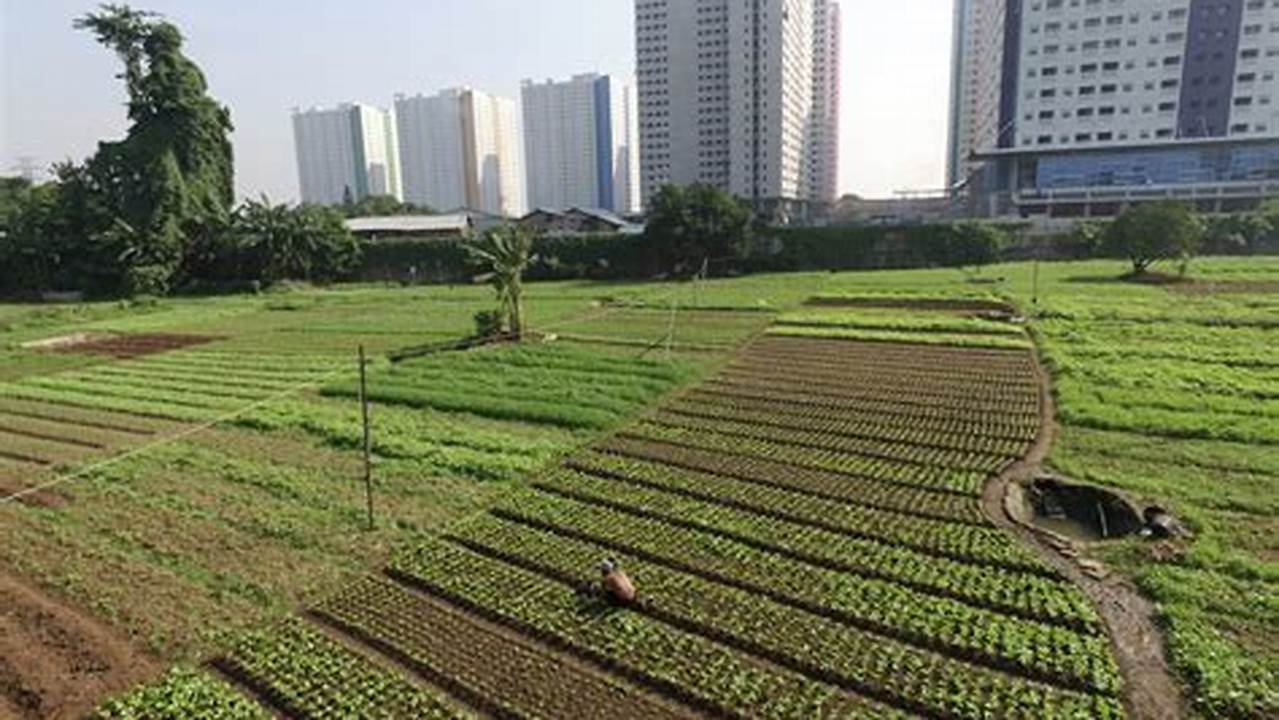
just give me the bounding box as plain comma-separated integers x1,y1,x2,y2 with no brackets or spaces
950,0,1279,217
1033,140,1279,190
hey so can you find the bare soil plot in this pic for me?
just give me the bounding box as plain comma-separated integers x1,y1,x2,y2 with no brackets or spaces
49,333,220,359
0,570,155,720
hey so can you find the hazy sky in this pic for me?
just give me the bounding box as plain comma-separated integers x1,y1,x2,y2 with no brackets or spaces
0,0,954,201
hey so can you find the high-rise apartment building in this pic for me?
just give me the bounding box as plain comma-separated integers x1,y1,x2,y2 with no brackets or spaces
522,74,641,215
292,104,402,205
395,88,526,217
948,0,1279,218
811,0,842,205
635,0,841,219
946,0,1009,191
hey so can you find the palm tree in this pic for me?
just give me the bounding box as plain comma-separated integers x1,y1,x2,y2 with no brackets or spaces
464,224,535,340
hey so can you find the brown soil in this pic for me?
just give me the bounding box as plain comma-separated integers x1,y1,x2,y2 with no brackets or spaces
0,460,67,509
51,333,220,359
0,479,67,509
980,350,1185,720
0,569,157,719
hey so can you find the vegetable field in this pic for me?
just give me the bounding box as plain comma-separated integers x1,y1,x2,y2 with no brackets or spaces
100,303,1129,719
0,346,343,502
2,259,1274,719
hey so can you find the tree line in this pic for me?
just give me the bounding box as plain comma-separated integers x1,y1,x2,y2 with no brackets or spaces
3,6,1273,300
0,5,359,298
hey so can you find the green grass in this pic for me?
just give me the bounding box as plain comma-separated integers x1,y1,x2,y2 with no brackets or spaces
323,343,707,430
776,308,1028,337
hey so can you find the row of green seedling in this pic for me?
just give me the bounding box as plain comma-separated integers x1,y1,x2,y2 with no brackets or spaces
459,506,1120,696
619,423,991,496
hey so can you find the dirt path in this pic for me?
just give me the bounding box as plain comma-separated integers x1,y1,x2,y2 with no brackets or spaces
0,568,157,719
980,352,1184,720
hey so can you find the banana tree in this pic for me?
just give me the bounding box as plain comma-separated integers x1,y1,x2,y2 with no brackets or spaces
464,224,536,340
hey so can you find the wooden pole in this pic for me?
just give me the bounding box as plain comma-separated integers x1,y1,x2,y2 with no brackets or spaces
665,291,677,358
358,345,374,531
1032,256,1041,308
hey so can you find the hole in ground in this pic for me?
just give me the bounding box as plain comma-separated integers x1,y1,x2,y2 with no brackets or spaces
1028,477,1144,542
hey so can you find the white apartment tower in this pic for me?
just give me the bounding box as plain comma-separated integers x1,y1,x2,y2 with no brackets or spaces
948,0,1279,217
811,0,842,205
395,88,526,217
635,0,841,217
522,74,641,214
946,0,1009,190
292,104,402,205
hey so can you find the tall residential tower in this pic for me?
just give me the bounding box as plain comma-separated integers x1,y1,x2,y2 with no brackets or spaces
635,0,841,220
395,88,526,217
948,0,1279,217
292,103,402,205
811,0,842,205
521,74,641,214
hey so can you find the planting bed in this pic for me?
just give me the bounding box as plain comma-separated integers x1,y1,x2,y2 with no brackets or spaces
343,332,1123,718
313,577,691,720
107,313,1131,719
0,350,339,503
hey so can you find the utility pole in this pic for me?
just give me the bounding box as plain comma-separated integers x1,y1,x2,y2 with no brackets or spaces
357,345,374,530
695,257,709,308
1032,234,1042,310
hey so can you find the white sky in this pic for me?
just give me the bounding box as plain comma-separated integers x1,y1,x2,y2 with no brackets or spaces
0,0,956,201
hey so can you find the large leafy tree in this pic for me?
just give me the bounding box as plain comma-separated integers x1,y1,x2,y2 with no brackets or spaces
1205,212,1273,254
644,183,754,275
0,177,31,232
949,222,1007,271
464,224,536,340
1104,201,1205,275
68,4,234,294
193,197,359,284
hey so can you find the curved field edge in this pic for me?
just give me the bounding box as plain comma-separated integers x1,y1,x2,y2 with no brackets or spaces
1023,306,1279,716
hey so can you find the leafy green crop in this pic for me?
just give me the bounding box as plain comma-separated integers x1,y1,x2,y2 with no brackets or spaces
93,668,268,719
220,618,470,719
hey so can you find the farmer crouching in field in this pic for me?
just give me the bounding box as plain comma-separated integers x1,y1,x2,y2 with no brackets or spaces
599,559,636,606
